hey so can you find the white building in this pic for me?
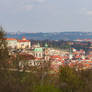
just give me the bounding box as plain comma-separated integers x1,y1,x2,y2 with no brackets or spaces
5,38,17,49
17,37,31,49
5,37,31,49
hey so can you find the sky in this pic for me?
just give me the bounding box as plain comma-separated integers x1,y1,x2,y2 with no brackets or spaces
0,0,92,33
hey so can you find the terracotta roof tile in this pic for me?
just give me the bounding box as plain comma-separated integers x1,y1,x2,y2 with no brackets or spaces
5,38,17,40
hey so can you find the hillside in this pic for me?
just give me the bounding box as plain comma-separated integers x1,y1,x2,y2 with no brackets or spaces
7,32,92,41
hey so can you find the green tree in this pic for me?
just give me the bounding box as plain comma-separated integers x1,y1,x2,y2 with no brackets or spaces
80,69,92,92
59,66,84,92
0,26,9,69
33,85,61,92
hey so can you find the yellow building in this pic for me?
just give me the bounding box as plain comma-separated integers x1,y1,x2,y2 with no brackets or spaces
17,37,31,49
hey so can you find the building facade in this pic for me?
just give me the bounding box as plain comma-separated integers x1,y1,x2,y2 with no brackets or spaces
17,37,31,49
5,37,31,49
5,38,17,49
34,43,43,59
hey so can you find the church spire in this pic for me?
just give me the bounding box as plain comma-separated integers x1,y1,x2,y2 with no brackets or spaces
45,43,48,48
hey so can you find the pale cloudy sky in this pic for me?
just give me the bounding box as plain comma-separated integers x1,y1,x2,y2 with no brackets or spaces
0,0,92,32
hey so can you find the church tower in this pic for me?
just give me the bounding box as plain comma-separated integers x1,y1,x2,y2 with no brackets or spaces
44,43,50,61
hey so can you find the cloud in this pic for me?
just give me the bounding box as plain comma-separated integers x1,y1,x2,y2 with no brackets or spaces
87,11,92,15
23,5,33,11
20,0,46,11
80,8,87,14
80,8,92,16
33,0,46,3
0,0,46,12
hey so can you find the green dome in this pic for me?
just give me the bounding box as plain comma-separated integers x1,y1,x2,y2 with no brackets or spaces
34,48,43,52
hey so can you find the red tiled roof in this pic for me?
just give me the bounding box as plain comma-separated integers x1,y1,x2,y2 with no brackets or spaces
18,40,30,42
75,55,81,58
5,38,17,40
5,37,30,42
19,53,35,60
51,55,62,59
35,57,43,60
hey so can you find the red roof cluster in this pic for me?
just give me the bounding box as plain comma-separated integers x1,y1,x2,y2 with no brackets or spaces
18,40,30,42
5,37,30,42
5,38,17,40
20,53,35,60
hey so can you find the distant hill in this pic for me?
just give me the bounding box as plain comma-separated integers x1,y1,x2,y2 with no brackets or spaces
6,32,92,41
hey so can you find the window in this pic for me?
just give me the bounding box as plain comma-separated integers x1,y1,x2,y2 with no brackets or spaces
21,44,24,46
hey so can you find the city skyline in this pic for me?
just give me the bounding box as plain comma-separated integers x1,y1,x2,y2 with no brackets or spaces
0,0,92,32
